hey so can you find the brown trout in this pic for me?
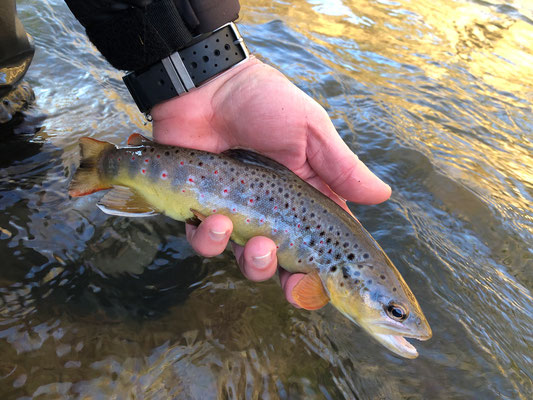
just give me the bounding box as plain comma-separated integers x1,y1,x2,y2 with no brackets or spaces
69,133,431,358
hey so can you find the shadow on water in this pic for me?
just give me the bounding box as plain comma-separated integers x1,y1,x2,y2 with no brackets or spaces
0,0,532,398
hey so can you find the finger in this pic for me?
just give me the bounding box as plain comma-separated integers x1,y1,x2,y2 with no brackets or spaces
306,107,391,205
186,214,232,257
232,236,278,282
279,269,306,308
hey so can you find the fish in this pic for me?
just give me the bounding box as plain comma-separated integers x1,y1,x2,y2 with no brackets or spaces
69,133,432,358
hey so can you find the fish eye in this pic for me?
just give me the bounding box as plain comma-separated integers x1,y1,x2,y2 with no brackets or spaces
384,302,409,322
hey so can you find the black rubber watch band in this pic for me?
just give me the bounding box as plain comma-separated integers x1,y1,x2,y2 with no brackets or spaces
123,22,249,114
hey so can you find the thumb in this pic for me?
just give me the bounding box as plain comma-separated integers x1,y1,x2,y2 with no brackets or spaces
306,107,391,205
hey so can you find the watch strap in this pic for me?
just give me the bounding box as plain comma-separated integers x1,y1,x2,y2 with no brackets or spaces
123,22,249,114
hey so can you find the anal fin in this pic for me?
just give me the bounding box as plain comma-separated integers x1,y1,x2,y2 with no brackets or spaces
291,271,330,310
97,186,160,217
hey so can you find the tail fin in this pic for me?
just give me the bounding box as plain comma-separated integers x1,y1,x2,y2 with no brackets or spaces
69,137,115,197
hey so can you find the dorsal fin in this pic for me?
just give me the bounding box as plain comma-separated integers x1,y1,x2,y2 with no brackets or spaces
127,133,153,146
222,149,293,174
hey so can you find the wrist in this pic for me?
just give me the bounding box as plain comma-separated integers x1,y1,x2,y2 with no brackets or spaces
123,22,250,115
151,55,260,122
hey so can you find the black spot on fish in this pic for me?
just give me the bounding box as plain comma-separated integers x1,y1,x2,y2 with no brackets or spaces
230,168,235,172
250,183,254,189
198,162,203,166
342,267,349,278
302,207,306,212
175,149,179,154
320,231,325,236
335,253,341,260
278,188,283,193
223,161,228,165
323,209,327,213
343,242,349,248
297,192,302,197
269,197,274,201
367,279,372,284
329,226,334,231
353,244,359,249
309,239,315,246
354,279,360,285
259,183,264,188
363,253,369,259
318,249,323,254
326,238,332,244
309,257,314,262
284,193,289,198
347,253,355,260
289,184,293,189
209,156,214,160
285,203,289,208
305,226,310,230
165,151,170,156
330,266,337,272
189,152,195,156
150,148,155,152
380,275,386,280
340,282,344,287
310,213,315,218
334,241,339,246
393,287,397,292
357,264,364,269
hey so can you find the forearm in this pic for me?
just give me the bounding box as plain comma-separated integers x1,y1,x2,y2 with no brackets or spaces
64,0,240,71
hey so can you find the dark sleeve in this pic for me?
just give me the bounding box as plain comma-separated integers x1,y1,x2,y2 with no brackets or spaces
64,0,240,71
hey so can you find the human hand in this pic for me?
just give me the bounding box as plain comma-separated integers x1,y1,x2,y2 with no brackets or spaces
151,57,391,308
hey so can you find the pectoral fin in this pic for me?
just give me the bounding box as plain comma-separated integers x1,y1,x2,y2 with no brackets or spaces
291,271,330,310
185,208,207,226
97,186,160,217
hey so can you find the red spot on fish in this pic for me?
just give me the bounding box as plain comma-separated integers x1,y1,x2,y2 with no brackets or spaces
241,180,245,184
157,155,161,159
180,161,184,165
297,224,301,228
189,178,194,182
276,245,279,249
304,241,307,245
320,240,323,244
131,156,135,161
260,219,264,223
201,194,204,198
246,219,250,223
290,243,294,246
141,169,146,174
144,159,149,163
249,199,254,203
273,229,277,233
232,208,236,212
214,170,218,174
118,157,121,162
161,172,167,179
182,189,186,193
212,209,217,213
292,207,296,211
224,189,228,193
285,229,288,233
273,206,278,210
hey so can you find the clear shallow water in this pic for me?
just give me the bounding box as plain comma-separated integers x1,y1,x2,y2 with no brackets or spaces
1,0,532,398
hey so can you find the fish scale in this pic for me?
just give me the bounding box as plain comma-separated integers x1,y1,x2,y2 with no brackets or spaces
69,134,432,358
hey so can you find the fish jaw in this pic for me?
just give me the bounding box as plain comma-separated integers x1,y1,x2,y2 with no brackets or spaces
372,332,427,359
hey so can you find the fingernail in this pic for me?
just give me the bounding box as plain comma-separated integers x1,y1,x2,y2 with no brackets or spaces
252,251,272,269
209,229,228,242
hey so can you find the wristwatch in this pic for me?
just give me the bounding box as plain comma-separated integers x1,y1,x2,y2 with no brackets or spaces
123,22,249,114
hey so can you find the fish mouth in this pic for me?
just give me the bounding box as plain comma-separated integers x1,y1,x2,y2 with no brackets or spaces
373,332,431,359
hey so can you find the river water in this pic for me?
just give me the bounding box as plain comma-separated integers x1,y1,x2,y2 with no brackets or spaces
1,0,532,398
